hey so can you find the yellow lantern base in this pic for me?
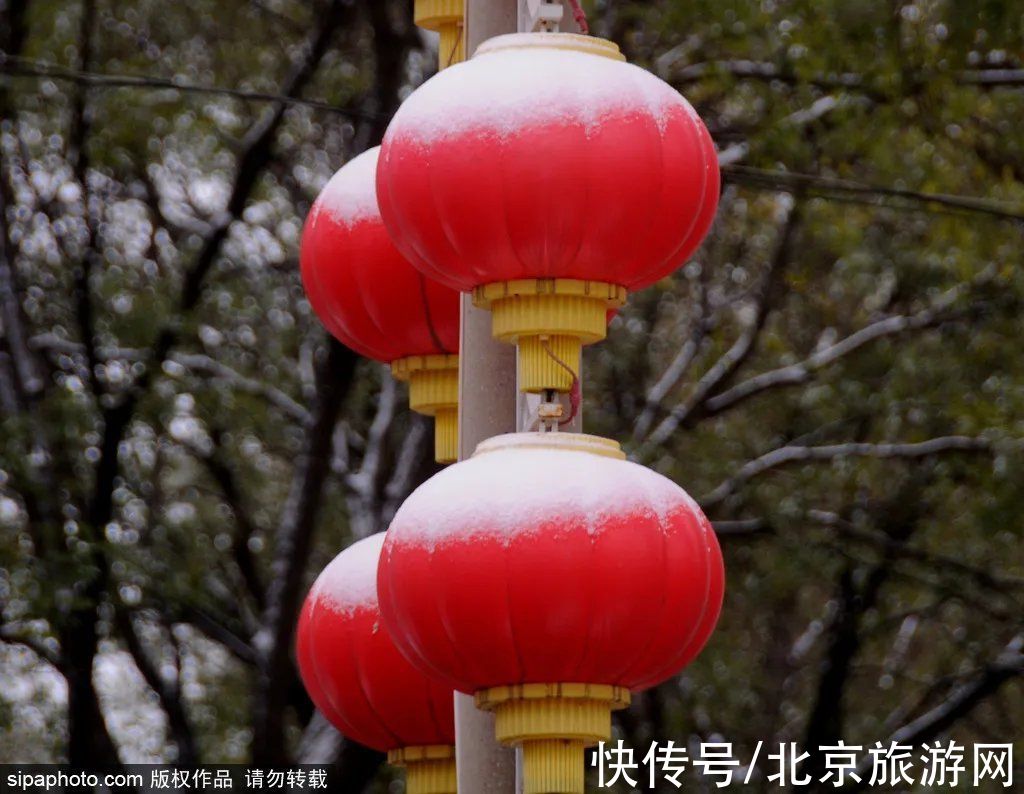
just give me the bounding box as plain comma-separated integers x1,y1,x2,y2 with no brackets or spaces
392,354,459,464
472,279,626,393
388,745,457,794
415,0,465,67
476,683,631,794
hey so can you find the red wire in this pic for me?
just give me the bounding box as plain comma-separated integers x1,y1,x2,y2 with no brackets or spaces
561,377,581,427
566,0,590,35
540,339,581,427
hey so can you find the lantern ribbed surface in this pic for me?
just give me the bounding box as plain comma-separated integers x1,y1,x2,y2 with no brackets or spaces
296,534,456,794
378,432,724,694
299,147,461,462
376,33,718,392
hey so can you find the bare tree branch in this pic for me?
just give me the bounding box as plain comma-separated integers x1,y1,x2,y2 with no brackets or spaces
295,710,343,764
711,517,771,537
88,1,345,528
642,199,801,449
0,624,62,669
0,349,20,413
138,166,214,238
713,509,1024,595
30,334,311,424
701,283,976,418
251,337,357,763
717,96,853,166
381,414,433,525
666,59,868,90
45,5,351,765
250,0,308,35
0,189,44,404
960,68,1024,87
701,436,996,509
189,431,267,611
633,258,713,441
806,510,1024,594
0,38,45,408
175,605,257,667
802,478,931,779
246,1,417,761
115,609,198,764
345,369,398,539
170,352,310,424
67,0,101,397
849,633,1024,786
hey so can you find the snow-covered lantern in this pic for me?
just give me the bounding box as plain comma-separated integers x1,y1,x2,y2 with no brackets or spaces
297,534,457,794
301,147,461,463
377,434,724,794
377,33,719,394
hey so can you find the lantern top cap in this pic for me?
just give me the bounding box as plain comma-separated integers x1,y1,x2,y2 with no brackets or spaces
475,32,625,62
474,431,625,460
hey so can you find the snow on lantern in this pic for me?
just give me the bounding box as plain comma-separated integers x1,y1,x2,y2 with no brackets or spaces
296,534,457,793
376,33,719,395
377,433,724,794
300,147,461,463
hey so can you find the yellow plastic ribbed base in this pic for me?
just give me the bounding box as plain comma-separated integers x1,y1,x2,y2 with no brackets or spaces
393,355,459,414
433,406,458,465
517,335,581,393
415,0,464,68
476,684,631,794
473,280,626,394
388,745,457,794
437,22,464,66
414,0,462,28
392,355,459,464
522,740,584,794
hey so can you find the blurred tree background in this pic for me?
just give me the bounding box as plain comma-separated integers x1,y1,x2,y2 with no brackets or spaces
1,0,1022,790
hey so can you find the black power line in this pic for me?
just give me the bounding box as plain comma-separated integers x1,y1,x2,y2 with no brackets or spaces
0,54,386,120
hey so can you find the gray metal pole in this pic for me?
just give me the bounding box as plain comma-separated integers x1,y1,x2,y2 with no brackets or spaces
453,296,518,793
454,18,519,794
454,3,582,792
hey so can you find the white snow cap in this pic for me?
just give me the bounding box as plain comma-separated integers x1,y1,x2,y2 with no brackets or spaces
388,442,700,549
309,147,381,228
386,34,694,143
310,532,385,613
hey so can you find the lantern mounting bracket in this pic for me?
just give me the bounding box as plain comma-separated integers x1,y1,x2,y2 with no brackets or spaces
521,0,564,32
537,390,564,431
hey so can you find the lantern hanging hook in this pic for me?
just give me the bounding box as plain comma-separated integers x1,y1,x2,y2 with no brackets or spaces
525,0,562,31
525,0,589,34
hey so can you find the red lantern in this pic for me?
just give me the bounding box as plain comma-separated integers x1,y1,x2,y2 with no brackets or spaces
378,433,724,793
300,147,461,462
377,33,719,393
297,534,457,794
